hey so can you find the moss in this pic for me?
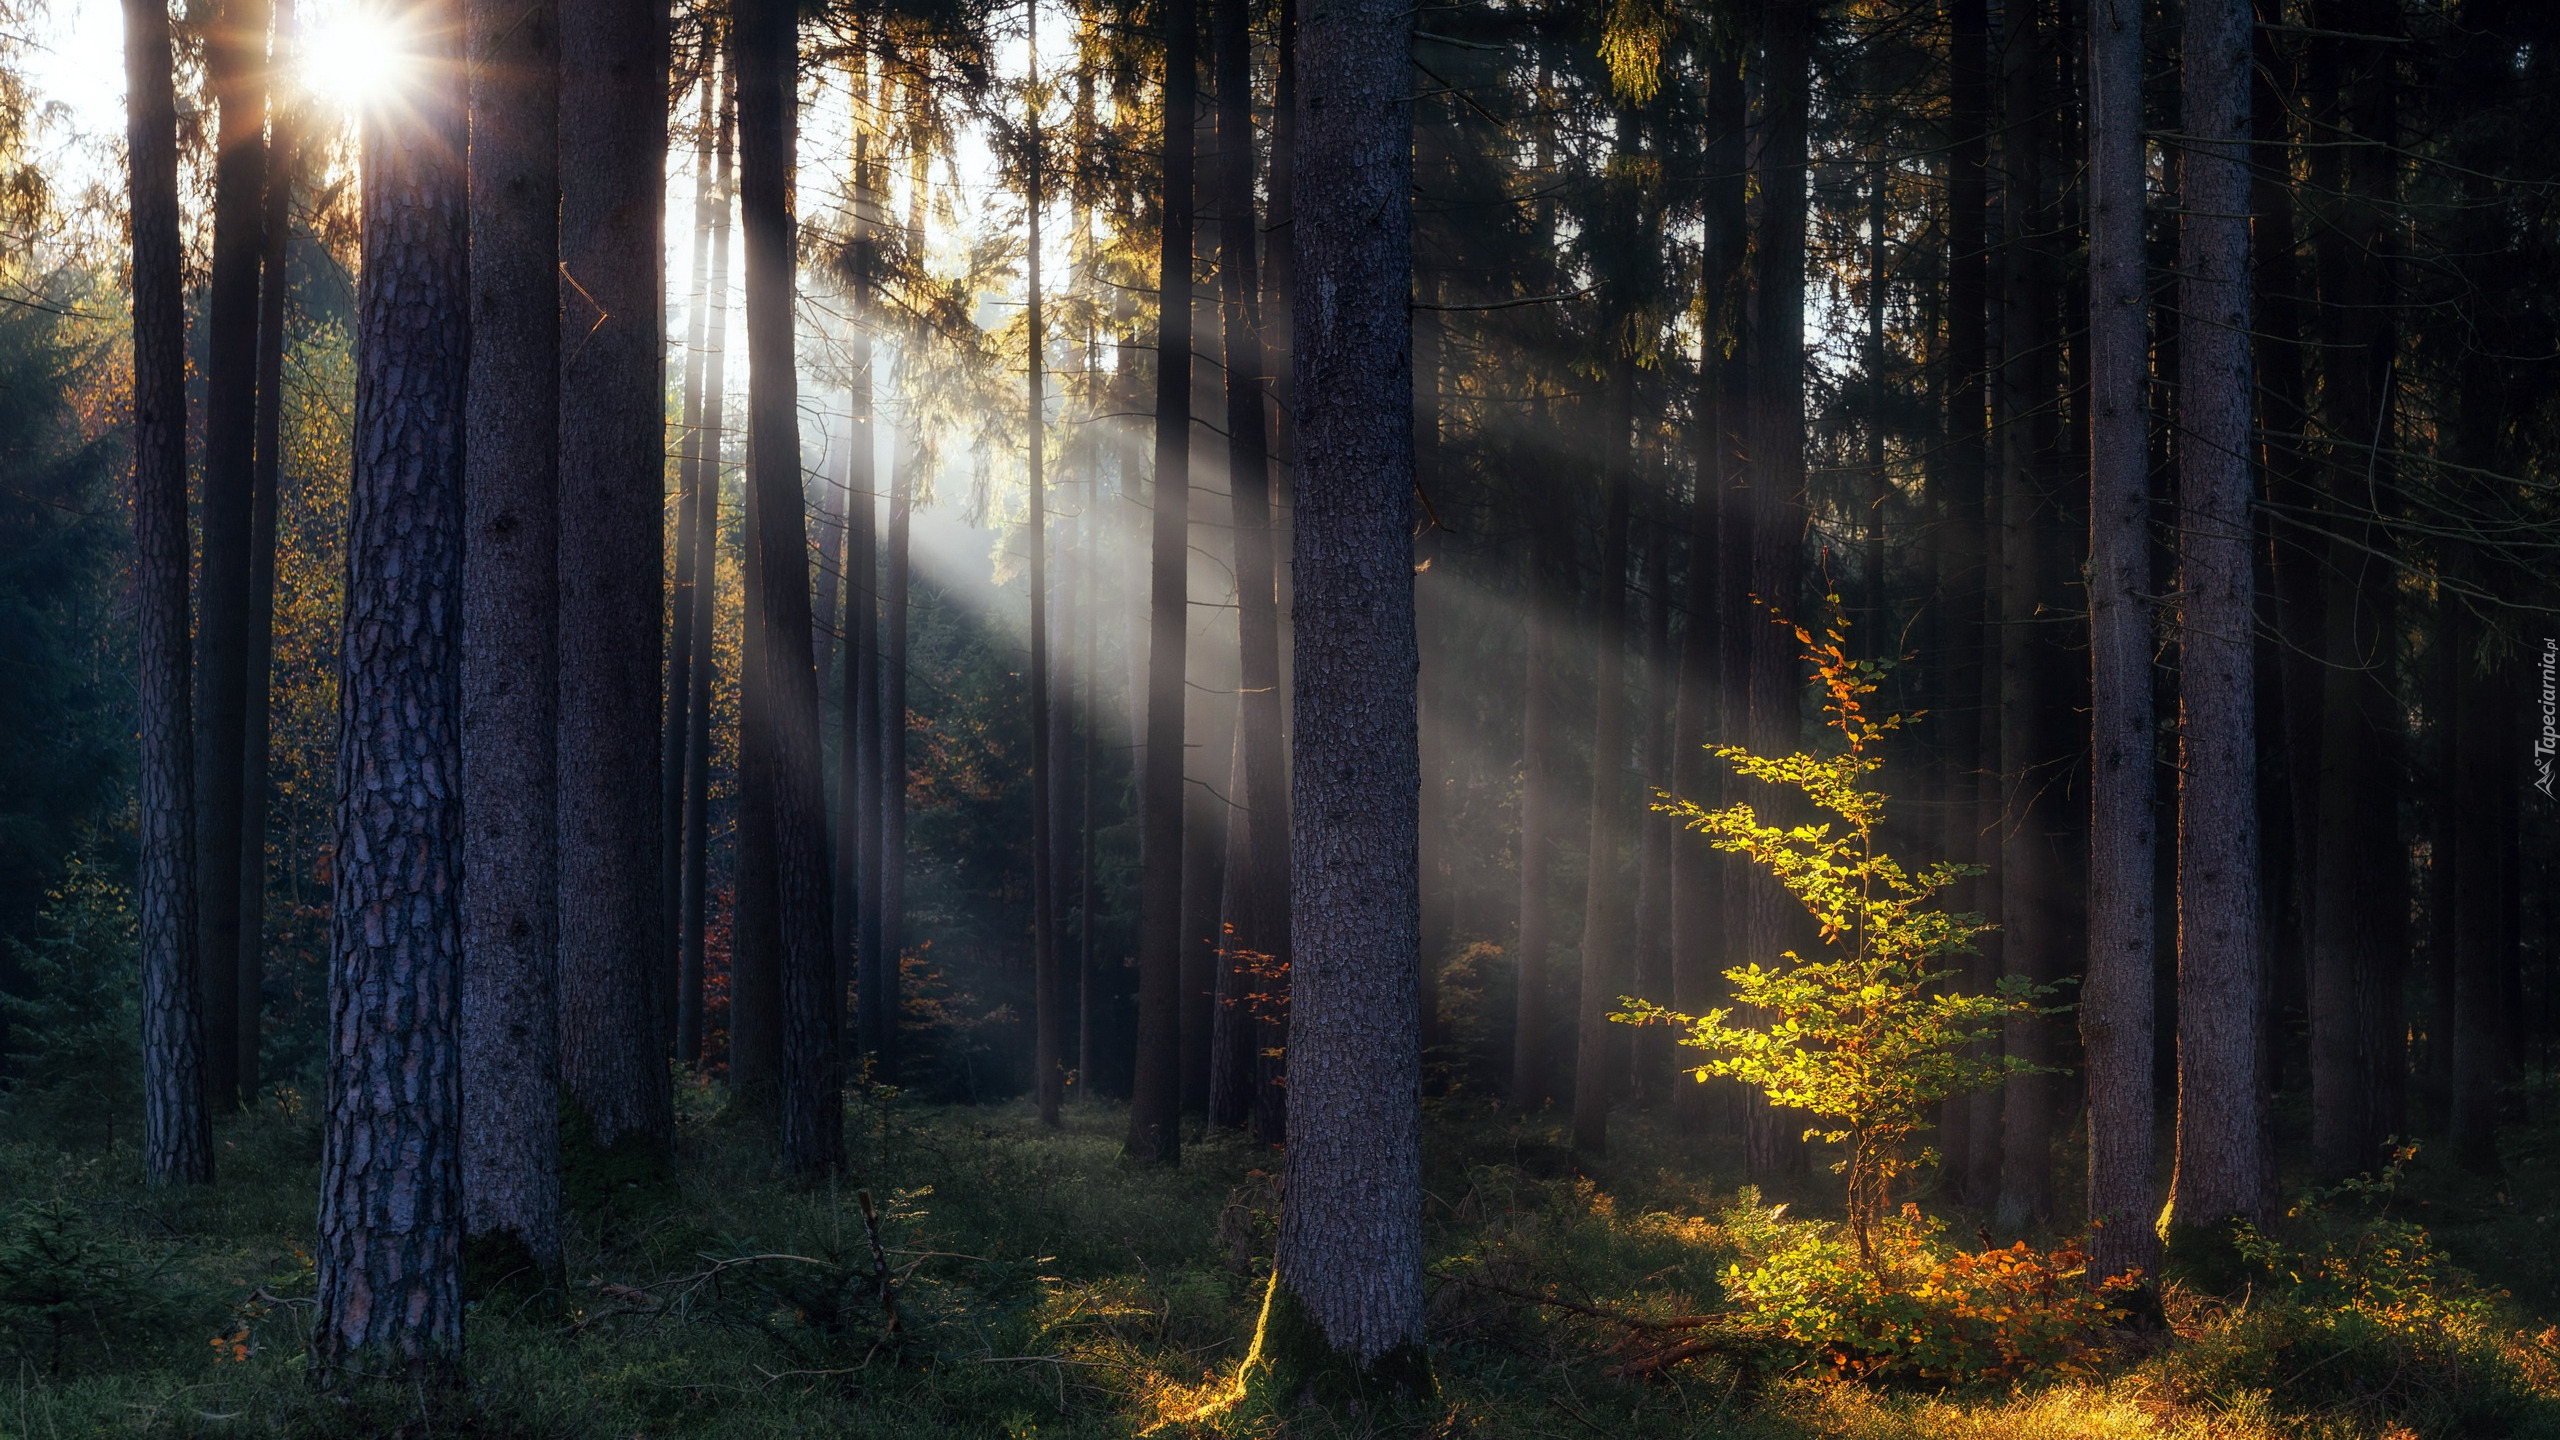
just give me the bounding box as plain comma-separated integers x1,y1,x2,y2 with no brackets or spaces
1237,1269,1436,1415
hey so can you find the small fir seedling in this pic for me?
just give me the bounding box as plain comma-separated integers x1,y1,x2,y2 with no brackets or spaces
1620,600,2059,1268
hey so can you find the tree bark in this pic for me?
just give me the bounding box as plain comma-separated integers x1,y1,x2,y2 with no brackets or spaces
1628,492,1674,1108
879,396,912,1083
195,0,273,1112
1127,0,1195,1166
664,46,718,1065
1512,508,1558,1110
461,0,563,1278
843,351,879,1071
314,17,469,1375
558,0,673,1153
1268,0,1425,1386
125,0,212,1188
837,114,876,1075
736,0,843,1174
2084,0,2158,1286
1029,90,1063,1125
2168,0,2271,1233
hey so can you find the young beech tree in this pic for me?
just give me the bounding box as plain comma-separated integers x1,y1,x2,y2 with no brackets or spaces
1626,609,2049,1270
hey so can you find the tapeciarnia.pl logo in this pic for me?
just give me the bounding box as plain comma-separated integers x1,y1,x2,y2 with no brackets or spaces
2539,637,2558,799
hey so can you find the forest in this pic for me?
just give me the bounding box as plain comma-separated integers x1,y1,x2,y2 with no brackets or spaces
0,0,2555,1432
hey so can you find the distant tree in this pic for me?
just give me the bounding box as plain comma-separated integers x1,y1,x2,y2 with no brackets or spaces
461,0,563,1279
1127,0,1194,1167
122,0,211,1188
557,0,673,1156
313,0,470,1378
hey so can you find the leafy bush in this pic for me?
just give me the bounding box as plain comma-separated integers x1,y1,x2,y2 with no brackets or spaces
1721,1199,2132,1384
0,858,141,1149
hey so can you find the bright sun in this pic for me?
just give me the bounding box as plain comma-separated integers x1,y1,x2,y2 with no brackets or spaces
294,5,414,116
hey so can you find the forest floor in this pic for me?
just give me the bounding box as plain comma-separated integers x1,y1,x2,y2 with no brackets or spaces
6,1080,2560,1438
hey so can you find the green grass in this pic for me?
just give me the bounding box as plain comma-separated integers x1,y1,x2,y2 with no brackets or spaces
2,1084,2558,1438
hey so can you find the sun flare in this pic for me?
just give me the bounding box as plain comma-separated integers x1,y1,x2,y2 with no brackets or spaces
294,5,414,116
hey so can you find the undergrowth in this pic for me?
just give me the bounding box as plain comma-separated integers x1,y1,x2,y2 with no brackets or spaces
0,1092,2555,1438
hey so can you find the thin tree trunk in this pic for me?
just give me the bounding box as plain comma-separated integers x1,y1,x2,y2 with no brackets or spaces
836,111,875,1071
736,0,843,1174
1572,353,1636,1158
844,360,879,1069
1029,76,1063,1125
461,0,562,1278
195,0,273,1112
1268,0,1424,1384
663,47,718,1066
1629,498,1673,1106
239,18,298,1101
2168,0,2270,1232
2084,0,2157,1286
879,388,912,1083
679,75,735,1068
124,0,212,1187
1127,0,1195,1166
558,0,672,1153
314,17,469,1374
1513,513,1558,1110
1745,0,1814,1182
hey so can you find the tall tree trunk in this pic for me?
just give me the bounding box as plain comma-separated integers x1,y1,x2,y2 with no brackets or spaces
844,349,879,1070
679,75,735,1068
838,112,876,1074
1671,24,1743,1136
195,0,272,1112
461,0,562,1279
1572,354,1636,1158
125,0,212,1187
1127,0,1195,1166
2168,0,2270,1233
2084,0,2157,1286
1029,82,1063,1125
1993,0,2061,1232
239,19,298,1101
879,387,912,1081
662,46,718,1066
314,16,469,1374
1745,0,1813,1182
1250,0,1299,1153
1266,0,1425,1387
1513,510,1558,1109
2447,602,2504,1171
1628,497,1674,1107
558,0,673,1154
1939,0,1993,1193
736,0,843,1174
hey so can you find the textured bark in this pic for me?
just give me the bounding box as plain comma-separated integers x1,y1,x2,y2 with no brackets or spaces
195,0,272,1111
1271,0,1424,1375
239,22,297,1102
2168,0,2270,1231
125,0,212,1188
2084,0,2158,1286
1745,0,1813,1182
1572,356,1635,1158
1127,0,1195,1167
558,0,672,1151
679,77,734,1068
736,0,843,1174
1671,32,1743,1136
1938,0,1992,1191
664,49,717,1065
314,21,469,1375
461,0,563,1277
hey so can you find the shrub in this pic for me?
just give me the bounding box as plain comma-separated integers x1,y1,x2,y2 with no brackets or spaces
1721,1201,2133,1385
0,1199,177,1373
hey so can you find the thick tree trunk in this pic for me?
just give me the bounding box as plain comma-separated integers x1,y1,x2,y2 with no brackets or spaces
314,21,469,1375
125,0,212,1188
679,77,734,1068
558,0,673,1153
239,29,297,1102
2083,0,2158,1286
736,0,843,1174
461,0,563,1277
195,0,272,1112
1745,0,1813,1182
1572,356,1636,1158
2167,0,2270,1233
1127,0,1195,1166
1267,0,1425,1387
